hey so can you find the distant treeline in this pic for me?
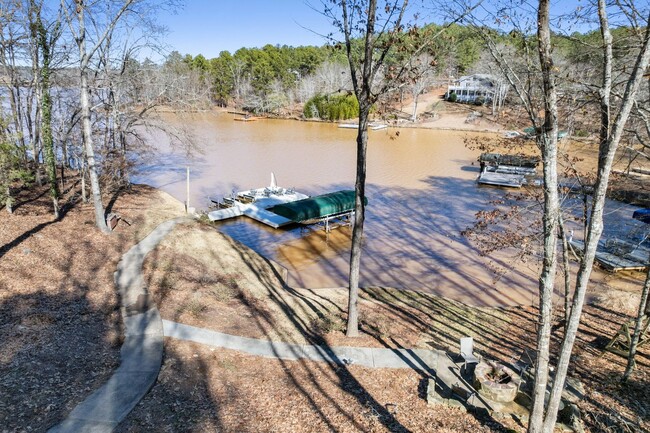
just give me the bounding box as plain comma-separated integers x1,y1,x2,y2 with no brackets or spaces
173,22,643,120
173,23,485,115
2,0,645,224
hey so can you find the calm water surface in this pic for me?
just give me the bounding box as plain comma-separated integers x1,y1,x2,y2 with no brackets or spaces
140,112,543,307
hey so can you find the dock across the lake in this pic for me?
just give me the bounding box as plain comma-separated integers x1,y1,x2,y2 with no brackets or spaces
477,153,540,188
477,171,525,188
570,238,650,272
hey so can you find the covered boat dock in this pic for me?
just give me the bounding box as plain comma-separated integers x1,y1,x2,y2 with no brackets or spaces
270,190,366,232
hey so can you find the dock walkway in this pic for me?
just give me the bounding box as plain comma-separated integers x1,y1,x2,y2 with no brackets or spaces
208,188,308,228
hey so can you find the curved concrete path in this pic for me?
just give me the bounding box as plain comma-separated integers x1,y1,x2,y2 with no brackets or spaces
49,217,447,433
163,320,442,372
49,217,189,433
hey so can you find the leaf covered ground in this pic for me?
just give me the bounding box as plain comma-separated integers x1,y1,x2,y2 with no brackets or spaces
0,183,183,432
1,183,647,432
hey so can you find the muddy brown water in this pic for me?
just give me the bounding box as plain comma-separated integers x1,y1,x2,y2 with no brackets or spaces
138,112,645,307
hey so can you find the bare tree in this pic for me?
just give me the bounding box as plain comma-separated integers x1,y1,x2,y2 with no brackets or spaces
0,2,32,167
322,0,413,336
60,0,180,230
622,265,650,381
323,0,467,336
408,52,437,121
540,6,650,431
61,0,141,232
314,60,350,94
446,1,650,430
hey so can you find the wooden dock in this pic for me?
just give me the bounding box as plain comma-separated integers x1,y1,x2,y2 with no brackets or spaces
477,171,525,188
477,153,539,188
569,239,650,272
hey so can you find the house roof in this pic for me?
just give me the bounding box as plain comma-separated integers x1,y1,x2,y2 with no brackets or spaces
456,74,496,87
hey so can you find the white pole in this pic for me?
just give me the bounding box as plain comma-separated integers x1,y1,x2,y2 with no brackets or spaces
186,166,190,213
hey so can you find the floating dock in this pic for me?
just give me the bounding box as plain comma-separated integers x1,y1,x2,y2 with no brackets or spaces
569,238,650,272
208,175,309,228
338,122,388,130
477,153,540,188
208,189,309,228
478,171,525,188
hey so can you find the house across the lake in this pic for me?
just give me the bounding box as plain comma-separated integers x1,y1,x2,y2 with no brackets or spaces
446,74,497,104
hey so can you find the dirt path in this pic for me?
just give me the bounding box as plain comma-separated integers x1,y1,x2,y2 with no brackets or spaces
393,87,505,132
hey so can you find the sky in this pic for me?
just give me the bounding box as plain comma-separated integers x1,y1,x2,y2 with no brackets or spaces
155,0,610,60
157,1,336,58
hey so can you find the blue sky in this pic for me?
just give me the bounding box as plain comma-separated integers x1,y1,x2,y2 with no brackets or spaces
156,0,609,60
158,1,334,58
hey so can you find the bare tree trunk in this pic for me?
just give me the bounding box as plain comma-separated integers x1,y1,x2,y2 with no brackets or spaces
76,4,109,232
622,266,650,381
411,95,418,122
558,214,572,330
80,71,107,230
5,185,12,214
540,5,650,431
344,0,379,338
24,75,42,187
80,164,87,203
527,2,561,431
347,105,370,337
8,84,33,170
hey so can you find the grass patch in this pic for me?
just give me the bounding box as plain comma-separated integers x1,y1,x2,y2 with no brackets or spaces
311,312,345,335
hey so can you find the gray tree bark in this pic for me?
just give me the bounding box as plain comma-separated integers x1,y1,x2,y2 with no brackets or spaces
540,4,650,431
63,0,136,232
558,215,572,330
75,3,109,232
339,0,409,336
527,2,561,430
622,266,650,381
341,0,379,337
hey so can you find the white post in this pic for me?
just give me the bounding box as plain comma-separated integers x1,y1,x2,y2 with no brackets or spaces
186,166,190,213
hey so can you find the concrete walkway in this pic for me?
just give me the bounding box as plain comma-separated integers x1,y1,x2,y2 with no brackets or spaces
162,321,484,411
49,218,189,433
163,320,442,371
48,217,471,432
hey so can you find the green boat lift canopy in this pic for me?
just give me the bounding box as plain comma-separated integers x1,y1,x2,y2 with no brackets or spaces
269,190,367,224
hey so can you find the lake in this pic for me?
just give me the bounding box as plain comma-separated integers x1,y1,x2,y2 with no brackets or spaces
138,111,641,307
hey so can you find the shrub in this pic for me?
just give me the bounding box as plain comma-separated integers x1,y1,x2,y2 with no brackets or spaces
304,93,359,120
574,129,589,137
448,92,458,102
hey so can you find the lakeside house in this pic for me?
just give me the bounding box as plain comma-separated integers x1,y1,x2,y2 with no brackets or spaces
446,74,498,104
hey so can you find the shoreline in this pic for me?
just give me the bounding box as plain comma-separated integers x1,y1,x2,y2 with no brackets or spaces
158,98,510,135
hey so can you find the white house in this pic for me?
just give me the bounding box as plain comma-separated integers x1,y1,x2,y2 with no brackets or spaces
446,74,497,103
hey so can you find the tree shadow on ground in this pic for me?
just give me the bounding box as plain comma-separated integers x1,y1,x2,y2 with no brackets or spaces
0,284,120,431
0,183,188,431
173,230,512,432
